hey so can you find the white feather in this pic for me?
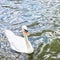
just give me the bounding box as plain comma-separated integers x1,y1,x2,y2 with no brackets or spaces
4,28,34,54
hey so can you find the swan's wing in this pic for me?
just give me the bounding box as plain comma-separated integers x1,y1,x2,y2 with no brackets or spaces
11,36,28,53
4,29,28,53
14,36,34,53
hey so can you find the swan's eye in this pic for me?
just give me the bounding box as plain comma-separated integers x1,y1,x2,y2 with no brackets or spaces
24,29,28,32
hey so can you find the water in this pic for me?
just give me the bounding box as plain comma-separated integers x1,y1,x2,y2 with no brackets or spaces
0,0,60,60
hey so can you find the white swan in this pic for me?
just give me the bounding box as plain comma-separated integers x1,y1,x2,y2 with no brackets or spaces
4,25,34,54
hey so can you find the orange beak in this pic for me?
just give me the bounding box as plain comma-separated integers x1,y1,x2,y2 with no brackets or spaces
25,32,30,36
24,29,30,36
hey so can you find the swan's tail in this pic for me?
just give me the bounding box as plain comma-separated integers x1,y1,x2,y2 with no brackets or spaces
4,29,15,40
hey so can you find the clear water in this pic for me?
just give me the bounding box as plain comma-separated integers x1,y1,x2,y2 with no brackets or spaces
0,0,60,60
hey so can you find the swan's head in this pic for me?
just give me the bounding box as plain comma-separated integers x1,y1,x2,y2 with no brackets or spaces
22,25,29,36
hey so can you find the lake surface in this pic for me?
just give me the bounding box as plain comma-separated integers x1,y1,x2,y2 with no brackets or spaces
0,0,60,60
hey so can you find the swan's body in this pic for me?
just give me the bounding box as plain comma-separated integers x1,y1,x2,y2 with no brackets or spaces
4,25,34,54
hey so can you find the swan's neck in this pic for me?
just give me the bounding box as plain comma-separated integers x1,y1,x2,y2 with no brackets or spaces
23,29,28,41
22,29,30,48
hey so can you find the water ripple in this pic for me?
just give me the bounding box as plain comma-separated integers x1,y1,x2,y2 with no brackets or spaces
0,0,60,60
